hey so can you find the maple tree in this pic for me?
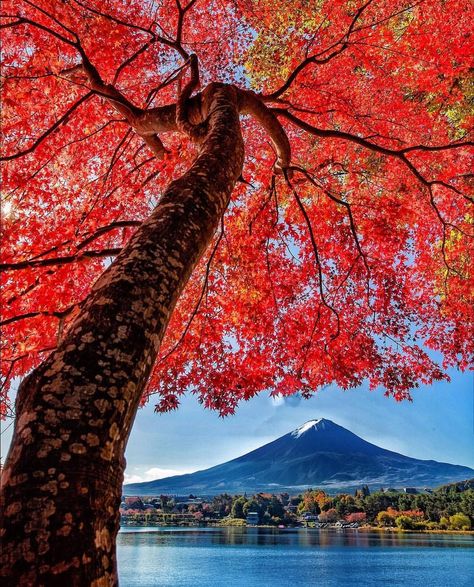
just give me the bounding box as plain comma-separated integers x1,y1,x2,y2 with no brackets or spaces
0,0,473,583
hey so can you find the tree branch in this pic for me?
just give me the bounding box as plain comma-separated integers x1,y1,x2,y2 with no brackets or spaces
175,0,200,58
0,92,93,161
69,0,155,36
0,248,122,271
22,0,79,40
285,175,341,341
291,165,371,279
76,221,142,250
239,91,292,174
275,109,473,201
0,12,77,45
264,0,374,100
0,307,75,328
6,6,170,159
69,0,180,83
175,54,207,139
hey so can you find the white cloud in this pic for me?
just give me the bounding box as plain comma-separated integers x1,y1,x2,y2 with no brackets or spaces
124,466,193,485
270,394,285,407
270,393,304,408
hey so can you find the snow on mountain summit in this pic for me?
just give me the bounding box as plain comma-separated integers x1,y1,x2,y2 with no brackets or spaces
291,418,330,438
124,417,474,495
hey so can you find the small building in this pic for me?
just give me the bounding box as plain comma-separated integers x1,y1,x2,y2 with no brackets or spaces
246,512,259,526
403,487,418,494
334,521,354,528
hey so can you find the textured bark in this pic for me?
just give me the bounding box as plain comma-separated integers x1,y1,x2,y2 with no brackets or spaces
0,84,244,586
134,89,292,172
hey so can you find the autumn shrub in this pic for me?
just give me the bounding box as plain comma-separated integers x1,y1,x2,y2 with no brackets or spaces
376,511,394,527
439,516,450,529
318,508,338,523
220,518,246,527
449,513,471,530
395,516,416,530
345,512,367,523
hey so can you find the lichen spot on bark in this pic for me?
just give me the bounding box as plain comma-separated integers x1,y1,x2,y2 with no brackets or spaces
117,325,129,339
69,443,86,455
10,473,28,486
101,442,114,461
94,296,114,306
82,553,92,565
131,300,145,313
123,380,136,401
40,480,58,496
5,501,22,517
91,575,111,587
16,410,37,430
50,557,80,575
44,409,59,425
19,427,34,444
85,433,100,446
37,532,51,555
80,332,96,344
113,399,126,413
107,386,118,398
108,422,119,441
56,524,72,537
94,398,109,414
43,356,66,376
94,527,112,551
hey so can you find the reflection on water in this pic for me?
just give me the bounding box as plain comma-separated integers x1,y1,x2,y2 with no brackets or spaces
117,527,474,587
119,525,474,548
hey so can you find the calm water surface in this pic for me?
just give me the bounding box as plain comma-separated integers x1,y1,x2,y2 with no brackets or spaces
117,526,474,587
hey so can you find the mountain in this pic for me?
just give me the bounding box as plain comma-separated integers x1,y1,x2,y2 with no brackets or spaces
123,419,474,495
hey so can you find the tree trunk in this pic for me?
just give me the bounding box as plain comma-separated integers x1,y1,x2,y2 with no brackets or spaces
0,84,244,586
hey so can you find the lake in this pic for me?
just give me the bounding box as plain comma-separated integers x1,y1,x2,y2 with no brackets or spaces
117,527,474,586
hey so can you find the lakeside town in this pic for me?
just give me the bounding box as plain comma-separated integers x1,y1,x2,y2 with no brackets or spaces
120,479,473,532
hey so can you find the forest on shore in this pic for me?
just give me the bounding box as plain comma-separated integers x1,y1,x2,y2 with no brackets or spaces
120,479,474,531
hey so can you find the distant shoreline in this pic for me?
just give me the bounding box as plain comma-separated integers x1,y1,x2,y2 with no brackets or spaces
357,526,474,536
121,481,473,534
119,521,474,536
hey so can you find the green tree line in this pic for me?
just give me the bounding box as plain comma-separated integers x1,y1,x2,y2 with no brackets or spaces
120,479,474,530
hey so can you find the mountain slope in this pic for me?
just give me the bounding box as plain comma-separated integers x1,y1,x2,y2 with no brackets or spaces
123,419,474,495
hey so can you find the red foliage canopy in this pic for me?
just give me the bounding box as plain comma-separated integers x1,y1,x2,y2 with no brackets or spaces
1,0,473,416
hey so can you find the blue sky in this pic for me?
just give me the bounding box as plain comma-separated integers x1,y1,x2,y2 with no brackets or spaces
1,369,472,484
122,368,474,484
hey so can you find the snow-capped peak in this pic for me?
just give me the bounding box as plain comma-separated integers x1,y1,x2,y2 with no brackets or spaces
291,419,327,438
